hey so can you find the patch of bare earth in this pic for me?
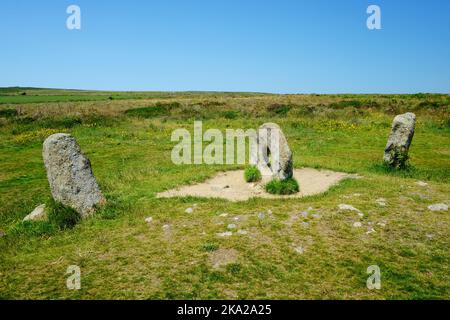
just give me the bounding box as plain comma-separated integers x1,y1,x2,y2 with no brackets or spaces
208,248,239,269
157,168,355,201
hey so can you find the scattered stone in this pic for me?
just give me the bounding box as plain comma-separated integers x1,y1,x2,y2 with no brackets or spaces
338,204,364,217
338,204,360,212
0,230,5,238
353,222,362,228
144,217,153,224
426,234,434,240
375,198,387,207
256,123,293,180
227,224,237,230
237,229,248,235
43,133,105,218
23,204,47,222
294,246,305,254
311,213,321,219
219,213,228,217
383,112,416,168
162,224,170,230
427,203,448,212
307,207,313,212
301,222,310,228
257,212,265,220
185,207,194,214
377,222,386,228
267,209,273,215
366,228,376,235
416,181,428,187
217,231,233,237
300,211,308,218
352,193,362,197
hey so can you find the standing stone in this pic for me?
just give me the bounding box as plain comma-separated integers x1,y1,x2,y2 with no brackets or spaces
383,112,416,168
257,123,293,180
43,133,105,218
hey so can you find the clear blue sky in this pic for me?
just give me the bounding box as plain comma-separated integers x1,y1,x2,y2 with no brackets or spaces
1,0,449,93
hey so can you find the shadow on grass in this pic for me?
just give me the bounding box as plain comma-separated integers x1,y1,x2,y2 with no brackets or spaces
369,162,449,183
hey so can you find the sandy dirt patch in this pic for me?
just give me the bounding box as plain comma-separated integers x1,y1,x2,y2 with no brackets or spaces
157,168,355,201
209,248,239,269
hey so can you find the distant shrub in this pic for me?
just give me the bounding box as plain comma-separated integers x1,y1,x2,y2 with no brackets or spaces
226,263,242,275
0,108,18,118
244,166,262,182
222,110,239,119
267,103,292,115
200,100,226,107
124,102,180,118
265,178,299,195
47,200,81,230
328,100,363,109
202,243,219,252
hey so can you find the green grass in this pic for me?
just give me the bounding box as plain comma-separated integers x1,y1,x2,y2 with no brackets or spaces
244,166,262,182
0,90,449,299
265,178,300,195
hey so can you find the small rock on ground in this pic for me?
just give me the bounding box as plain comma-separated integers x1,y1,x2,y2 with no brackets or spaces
227,224,236,230
416,181,428,187
217,231,233,237
185,207,194,214
338,204,361,212
428,203,448,211
294,246,305,254
353,222,362,228
145,217,153,224
23,204,47,222
375,198,387,207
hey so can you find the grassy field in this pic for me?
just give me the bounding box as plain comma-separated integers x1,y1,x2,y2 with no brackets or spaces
0,89,449,299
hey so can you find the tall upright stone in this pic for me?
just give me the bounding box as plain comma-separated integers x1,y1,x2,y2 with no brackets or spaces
383,112,416,168
257,123,293,180
43,133,105,218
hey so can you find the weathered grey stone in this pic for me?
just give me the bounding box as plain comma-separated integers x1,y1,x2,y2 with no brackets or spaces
23,204,47,222
256,123,293,180
384,113,416,168
43,133,105,218
427,203,448,212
